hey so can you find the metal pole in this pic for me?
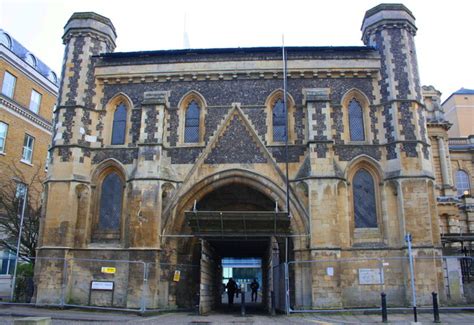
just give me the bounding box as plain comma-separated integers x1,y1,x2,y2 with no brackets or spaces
10,186,28,301
432,292,440,323
285,237,290,315
60,257,68,308
282,36,290,216
241,283,246,316
381,292,388,322
405,233,417,322
140,262,148,314
271,290,276,316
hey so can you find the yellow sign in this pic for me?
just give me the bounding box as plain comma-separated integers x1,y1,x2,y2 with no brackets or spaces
101,267,116,274
173,270,181,282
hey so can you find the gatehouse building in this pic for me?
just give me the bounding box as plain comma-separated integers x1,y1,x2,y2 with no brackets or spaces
34,4,474,312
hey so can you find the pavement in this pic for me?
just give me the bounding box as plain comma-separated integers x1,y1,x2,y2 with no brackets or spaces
1,304,474,324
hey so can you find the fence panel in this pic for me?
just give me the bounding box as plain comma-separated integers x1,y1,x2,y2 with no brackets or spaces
1,256,66,305
289,257,414,311
272,263,286,312
378,257,410,307
414,255,474,307
145,262,200,311
66,258,145,310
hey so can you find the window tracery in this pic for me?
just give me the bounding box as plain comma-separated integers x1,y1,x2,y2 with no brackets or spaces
348,98,365,141
353,169,377,228
111,103,127,145
184,100,201,143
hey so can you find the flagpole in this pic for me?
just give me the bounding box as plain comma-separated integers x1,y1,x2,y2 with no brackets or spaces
282,36,290,216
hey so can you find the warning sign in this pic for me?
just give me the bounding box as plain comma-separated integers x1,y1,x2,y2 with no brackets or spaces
101,267,116,274
173,270,181,282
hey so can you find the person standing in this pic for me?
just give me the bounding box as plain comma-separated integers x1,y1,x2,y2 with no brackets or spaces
226,278,238,307
250,278,259,302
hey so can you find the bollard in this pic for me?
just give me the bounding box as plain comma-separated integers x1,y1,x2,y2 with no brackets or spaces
241,291,246,316
271,290,276,316
195,292,200,315
432,292,440,323
381,292,388,323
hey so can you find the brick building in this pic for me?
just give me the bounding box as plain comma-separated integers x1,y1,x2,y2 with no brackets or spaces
0,29,58,293
36,4,469,311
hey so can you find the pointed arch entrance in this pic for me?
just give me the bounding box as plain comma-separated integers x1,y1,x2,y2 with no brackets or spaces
161,169,309,315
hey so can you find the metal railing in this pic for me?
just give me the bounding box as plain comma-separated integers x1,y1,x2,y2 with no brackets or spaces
1,254,474,314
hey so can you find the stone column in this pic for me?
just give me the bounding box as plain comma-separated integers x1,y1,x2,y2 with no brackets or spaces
448,214,460,234
303,88,333,164
465,197,474,233
127,91,171,249
437,136,452,187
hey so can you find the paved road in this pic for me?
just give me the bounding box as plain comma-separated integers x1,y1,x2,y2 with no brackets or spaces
2,305,474,324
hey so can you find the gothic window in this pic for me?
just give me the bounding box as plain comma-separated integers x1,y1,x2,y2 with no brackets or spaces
272,99,286,142
111,103,127,145
349,98,365,141
353,169,377,228
98,172,123,232
184,100,200,143
456,170,471,196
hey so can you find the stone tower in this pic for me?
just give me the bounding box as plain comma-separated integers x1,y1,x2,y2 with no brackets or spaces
362,4,443,304
42,13,116,249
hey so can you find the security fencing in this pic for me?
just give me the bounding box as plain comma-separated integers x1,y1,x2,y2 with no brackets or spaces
288,255,474,313
0,256,199,313
1,255,474,313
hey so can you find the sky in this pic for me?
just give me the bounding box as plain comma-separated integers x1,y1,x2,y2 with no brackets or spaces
1,0,473,101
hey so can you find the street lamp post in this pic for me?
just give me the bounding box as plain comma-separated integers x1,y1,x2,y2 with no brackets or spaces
10,186,28,301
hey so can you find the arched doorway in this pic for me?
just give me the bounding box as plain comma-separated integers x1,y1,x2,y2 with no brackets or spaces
161,170,309,315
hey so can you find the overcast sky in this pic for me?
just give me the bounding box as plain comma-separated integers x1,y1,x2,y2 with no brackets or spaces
1,0,473,101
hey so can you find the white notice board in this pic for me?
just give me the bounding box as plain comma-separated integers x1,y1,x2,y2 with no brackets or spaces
358,268,383,285
91,281,114,290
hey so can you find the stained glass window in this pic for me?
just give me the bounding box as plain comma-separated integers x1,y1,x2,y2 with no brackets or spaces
273,99,286,142
99,172,123,231
349,98,365,141
353,169,377,228
184,100,200,143
456,170,471,196
111,103,127,145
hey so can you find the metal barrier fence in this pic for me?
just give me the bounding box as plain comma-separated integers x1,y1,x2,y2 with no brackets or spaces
1,255,474,313
0,256,199,313
288,255,474,313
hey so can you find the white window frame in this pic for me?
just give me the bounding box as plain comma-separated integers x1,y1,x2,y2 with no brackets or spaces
0,121,7,153
1,71,16,98
21,134,34,164
45,149,51,172
29,90,42,114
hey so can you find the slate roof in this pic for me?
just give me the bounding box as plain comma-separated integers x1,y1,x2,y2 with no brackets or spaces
454,88,474,95
442,87,474,105
0,29,59,86
97,46,378,65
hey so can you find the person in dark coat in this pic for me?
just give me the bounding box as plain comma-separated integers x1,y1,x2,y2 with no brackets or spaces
226,278,238,306
250,278,259,302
